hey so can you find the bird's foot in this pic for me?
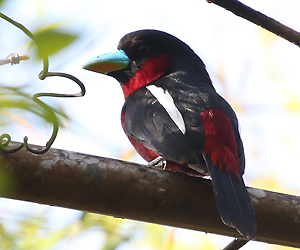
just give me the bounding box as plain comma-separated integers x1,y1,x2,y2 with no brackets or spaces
149,156,167,170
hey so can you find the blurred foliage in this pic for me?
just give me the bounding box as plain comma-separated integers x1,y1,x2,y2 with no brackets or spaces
0,0,6,8
257,28,300,114
80,213,133,250
29,25,78,59
0,86,69,127
0,210,220,250
0,10,79,147
251,174,296,195
119,148,136,162
0,10,77,249
0,210,169,250
0,212,69,250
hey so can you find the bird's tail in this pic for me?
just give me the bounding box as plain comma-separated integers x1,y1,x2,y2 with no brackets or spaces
202,153,257,239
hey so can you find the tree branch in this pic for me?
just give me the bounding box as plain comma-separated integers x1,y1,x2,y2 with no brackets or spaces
0,142,300,248
207,0,300,47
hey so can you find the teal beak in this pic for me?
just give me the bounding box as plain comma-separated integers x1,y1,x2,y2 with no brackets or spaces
83,50,130,74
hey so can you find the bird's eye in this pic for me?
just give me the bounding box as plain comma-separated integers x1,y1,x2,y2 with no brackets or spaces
138,45,151,56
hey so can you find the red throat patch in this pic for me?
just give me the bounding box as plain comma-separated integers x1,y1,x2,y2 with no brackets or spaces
121,54,172,99
201,109,240,176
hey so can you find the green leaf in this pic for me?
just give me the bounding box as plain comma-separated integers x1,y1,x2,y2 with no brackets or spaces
31,28,78,58
0,0,7,8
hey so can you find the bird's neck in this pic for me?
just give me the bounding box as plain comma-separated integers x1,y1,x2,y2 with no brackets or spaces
121,54,172,99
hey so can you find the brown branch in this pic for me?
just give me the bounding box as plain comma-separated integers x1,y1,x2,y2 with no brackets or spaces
223,239,249,250
207,0,300,47
0,142,300,248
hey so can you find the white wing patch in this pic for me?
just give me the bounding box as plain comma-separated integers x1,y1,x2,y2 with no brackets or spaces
146,85,186,134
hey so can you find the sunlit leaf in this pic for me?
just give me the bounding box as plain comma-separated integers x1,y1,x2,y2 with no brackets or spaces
0,221,14,250
251,174,295,194
165,227,175,250
285,99,300,113
0,0,7,8
119,148,136,161
267,243,299,250
30,27,78,58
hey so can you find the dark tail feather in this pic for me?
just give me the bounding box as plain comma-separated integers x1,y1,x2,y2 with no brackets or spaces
202,153,257,239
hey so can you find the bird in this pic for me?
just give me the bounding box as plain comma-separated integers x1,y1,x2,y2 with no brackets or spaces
83,29,257,239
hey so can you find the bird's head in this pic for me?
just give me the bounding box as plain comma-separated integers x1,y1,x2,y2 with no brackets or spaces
83,29,211,99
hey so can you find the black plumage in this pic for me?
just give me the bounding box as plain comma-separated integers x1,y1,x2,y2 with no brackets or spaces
83,29,257,239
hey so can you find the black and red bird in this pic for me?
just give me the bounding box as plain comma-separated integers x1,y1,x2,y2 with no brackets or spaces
83,29,256,239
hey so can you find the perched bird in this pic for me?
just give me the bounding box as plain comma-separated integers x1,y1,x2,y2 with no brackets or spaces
83,29,256,239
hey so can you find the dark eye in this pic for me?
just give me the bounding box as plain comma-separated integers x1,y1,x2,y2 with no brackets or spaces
138,45,151,56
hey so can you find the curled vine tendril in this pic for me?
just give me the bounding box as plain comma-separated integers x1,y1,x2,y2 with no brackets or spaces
0,12,86,154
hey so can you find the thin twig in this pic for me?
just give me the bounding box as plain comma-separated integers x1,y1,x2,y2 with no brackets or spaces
0,53,29,66
222,239,249,250
207,0,300,47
